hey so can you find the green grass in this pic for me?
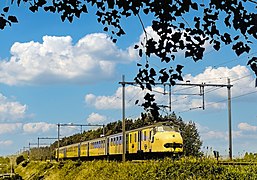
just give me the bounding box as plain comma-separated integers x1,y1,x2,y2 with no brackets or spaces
14,157,257,180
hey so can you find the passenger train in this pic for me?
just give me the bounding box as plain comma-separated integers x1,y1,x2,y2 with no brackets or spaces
55,122,183,160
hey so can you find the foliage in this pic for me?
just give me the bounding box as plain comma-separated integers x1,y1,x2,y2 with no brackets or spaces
0,156,10,164
0,156,10,174
243,152,257,162
15,158,257,180
16,155,25,165
1,0,257,117
29,146,53,161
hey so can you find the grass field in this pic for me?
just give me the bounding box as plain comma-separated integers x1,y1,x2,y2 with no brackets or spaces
15,157,257,180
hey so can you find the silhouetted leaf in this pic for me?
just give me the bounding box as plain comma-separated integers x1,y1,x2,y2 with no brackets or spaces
139,49,143,57
8,16,18,23
135,100,139,105
191,3,198,10
103,27,108,31
234,35,240,40
247,57,257,65
3,7,9,13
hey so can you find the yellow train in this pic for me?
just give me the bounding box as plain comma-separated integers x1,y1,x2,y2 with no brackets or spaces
55,122,183,160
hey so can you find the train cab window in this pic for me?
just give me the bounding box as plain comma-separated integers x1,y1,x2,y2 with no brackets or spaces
156,125,175,132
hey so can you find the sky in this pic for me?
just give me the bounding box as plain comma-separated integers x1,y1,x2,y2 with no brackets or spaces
0,2,257,158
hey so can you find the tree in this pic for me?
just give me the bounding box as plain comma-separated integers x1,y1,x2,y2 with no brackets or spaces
1,0,257,118
16,155,25,165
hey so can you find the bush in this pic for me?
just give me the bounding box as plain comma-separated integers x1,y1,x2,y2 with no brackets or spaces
16,155,25,165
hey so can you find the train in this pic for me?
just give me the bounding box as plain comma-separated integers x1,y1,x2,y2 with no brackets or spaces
55,122,183,160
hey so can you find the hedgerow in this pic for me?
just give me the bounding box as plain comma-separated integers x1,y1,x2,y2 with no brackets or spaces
15,158,257,180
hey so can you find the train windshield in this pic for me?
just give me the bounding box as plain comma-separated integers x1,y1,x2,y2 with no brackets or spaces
156,125,179,132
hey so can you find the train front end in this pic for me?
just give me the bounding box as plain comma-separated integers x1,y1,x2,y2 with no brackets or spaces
151,124,183,155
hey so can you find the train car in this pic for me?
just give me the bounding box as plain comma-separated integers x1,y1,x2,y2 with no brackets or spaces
88,137,106,157
55,122,183,160
108,133,123,156
127,123,183,159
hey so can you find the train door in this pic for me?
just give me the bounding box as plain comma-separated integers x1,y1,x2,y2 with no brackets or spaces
115,136,118,154
78,144,81,157
126,134,129,153
63,148,67,158
106,137,109,155
128,131,139,154
138,130,142,152
87,142,89,157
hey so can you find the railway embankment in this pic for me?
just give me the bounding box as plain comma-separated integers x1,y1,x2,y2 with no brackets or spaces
15,158,257,179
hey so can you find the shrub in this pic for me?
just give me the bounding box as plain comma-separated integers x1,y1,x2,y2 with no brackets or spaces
16,155,25,165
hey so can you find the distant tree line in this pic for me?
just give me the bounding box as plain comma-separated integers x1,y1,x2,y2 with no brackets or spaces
29,113,202,160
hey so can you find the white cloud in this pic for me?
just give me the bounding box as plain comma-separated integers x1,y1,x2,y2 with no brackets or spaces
87,112,107,124
0,123,22,134
85,65,256,112
238,122,257,131
0,94,27,122
23,122,56,134
0,33,136,85
0,140,13,146
203,130,226,140
85,85,153,110
183,65,256,98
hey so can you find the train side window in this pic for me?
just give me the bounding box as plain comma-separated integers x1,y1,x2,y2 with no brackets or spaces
135,133,137,142
144,131,146,141
120,136,122,144
130,134,132,143
149,131,152,141
116,137,119,145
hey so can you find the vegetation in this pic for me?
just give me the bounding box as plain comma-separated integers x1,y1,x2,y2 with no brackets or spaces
15,155,25,166
1,0,257,117
0,156,10,174
14,158,257,180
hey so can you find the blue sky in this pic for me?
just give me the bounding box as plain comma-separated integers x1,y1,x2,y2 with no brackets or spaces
0,3,257,158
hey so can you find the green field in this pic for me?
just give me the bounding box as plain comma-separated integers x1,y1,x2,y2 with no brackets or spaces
14,158,257,180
